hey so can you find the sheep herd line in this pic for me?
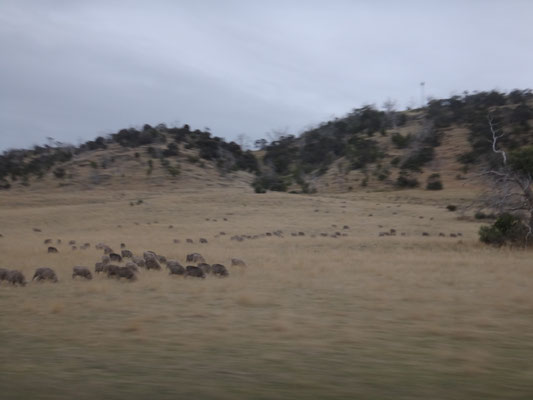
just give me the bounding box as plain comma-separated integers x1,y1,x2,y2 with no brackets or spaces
0,241,246,287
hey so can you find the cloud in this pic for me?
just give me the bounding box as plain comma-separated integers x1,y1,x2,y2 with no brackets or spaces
1,0,533,150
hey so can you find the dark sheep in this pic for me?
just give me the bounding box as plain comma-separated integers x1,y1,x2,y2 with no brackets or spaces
47,246,59,253
109,253,122,262
145,257,161,270
197,263,212,274
125,262,139,272
121,249,133,258
103,246,114,255
101,255,110,265
72,266,92,280
186,238,194,244
33,267,58,282
186,253,206,263
211,264,229,277
199,238,208,244
95,262,107,274
44,239,53,244
143,251,157,260
6,270,26,286
0,267,8,281
69,240,76,245
107,265,136,280
157,255,167,264
120,243,126,249
185,265,206,279
167,261,185,275
132,256,145,268
231,258,246,267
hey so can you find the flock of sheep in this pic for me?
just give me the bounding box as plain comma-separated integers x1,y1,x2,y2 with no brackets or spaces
0,241,246,287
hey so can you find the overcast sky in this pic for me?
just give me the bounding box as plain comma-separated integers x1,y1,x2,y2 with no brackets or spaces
1,1,532,151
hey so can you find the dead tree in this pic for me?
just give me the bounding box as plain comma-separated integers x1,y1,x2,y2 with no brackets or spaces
482,112,533,241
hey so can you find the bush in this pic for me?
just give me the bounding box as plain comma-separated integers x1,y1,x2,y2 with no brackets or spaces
391,132,411,149
479,213,527,246
252,174,288,192
396,171,419,188
426,173,443,190
53,167,66,179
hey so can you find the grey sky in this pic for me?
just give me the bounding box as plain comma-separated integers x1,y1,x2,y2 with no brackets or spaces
1,0,532,151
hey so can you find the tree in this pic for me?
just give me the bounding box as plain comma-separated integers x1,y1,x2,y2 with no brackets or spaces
481,113,533,243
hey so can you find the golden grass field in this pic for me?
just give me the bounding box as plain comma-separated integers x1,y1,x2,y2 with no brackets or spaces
1,185,533,399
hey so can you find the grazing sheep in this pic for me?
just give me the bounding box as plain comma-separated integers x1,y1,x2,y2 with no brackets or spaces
107,265,136,280
80,243,90,250
120,243,126,249
157,255,167,264
231,258,246,267
6,270,26,286
185,265,206,279
101,255,110,265
211,264,229,277
109,253,122,262
167,261,185,275
132,256,145,268
69,240,76,245
33,267,58,282
186,238,194,244
121,249,133,258
95,262,107,274
199,238,208,244
186,253,206,263
103,246,114,255
0,267,8,281
145,258,161,270
143,251,157,260
197,263,212,274
72,266,92,280
125,262,139,272
44,239,53,244
47,246,59,253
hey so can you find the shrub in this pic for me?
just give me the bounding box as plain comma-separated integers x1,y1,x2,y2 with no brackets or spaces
426,173,443,190
53,167,66,179
479,213,527,246
396,171,419,188
391,132,411,149
252,174,288,192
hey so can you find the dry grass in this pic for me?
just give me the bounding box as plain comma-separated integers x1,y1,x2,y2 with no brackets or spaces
1,186,533,399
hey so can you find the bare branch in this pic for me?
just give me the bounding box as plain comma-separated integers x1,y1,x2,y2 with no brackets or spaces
488,113,507,165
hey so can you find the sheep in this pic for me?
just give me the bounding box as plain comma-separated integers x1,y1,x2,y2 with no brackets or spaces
72,266,92,280
32,267,58,282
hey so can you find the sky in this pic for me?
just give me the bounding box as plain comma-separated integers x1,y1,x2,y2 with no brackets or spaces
1,0,532,151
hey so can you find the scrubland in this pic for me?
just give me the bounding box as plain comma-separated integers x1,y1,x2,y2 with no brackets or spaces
1,187,533,399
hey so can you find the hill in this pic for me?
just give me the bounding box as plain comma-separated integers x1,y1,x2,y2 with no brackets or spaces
253,89,533,193
0,124,258,191
1,89,532,193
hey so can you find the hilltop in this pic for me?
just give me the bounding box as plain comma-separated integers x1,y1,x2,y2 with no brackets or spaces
1,89,532,194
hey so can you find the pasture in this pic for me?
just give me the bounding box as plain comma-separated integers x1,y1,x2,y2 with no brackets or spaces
1,187,533,399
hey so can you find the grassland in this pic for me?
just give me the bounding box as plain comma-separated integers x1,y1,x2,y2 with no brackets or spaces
1,186,533,399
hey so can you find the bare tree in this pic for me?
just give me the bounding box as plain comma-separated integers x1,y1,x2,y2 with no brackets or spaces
482,112,533,241
235,133,251,150
382,98,397,129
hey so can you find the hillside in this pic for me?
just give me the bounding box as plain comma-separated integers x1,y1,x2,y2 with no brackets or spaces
0,124,258,191
1,89,532,194
254,89,533,194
